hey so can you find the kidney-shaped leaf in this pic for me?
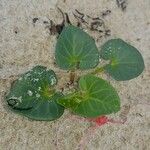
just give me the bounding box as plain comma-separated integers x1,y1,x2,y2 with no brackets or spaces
58,75,120,118
6,66,64,121
100,39,145,81
55,25,99,70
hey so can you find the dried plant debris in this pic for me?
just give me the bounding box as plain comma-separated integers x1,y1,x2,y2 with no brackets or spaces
101,10,111,18
41,8,111,39
73,9,111,38
32,17,39,24
45,7,72,36
116,0,128,11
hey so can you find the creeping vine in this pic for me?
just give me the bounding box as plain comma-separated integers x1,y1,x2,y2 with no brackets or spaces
6,25,144,124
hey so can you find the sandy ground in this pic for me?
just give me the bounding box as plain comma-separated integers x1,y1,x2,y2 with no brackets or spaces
0,0,150,150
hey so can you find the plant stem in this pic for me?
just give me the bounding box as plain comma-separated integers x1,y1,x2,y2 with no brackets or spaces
91,65,107,75
69,70,76,84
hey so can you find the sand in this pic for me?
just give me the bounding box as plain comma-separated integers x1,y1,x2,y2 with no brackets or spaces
0,0,150,150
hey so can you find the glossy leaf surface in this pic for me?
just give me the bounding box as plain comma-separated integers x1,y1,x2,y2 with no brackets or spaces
55,25,99,70
100,39,145,80
6,66,64,121
58,75,120,118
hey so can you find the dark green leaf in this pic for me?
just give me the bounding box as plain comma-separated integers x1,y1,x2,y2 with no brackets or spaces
100,39,145,80
6,66,64,121
55,25,99,70
58,75,120,118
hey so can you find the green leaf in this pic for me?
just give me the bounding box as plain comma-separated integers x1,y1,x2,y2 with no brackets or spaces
6,66,64,121
58,75,120,118
100,39,145,81
55,25,99,70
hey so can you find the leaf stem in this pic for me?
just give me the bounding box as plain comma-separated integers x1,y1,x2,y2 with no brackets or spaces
69,70,76,84
91,65,107,75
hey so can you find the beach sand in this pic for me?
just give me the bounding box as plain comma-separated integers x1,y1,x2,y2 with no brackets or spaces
0,0,150,149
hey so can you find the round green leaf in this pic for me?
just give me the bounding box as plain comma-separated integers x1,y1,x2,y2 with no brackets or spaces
6,66,64,121
58,75,120,118
100,39,145,81
55,25,99,70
